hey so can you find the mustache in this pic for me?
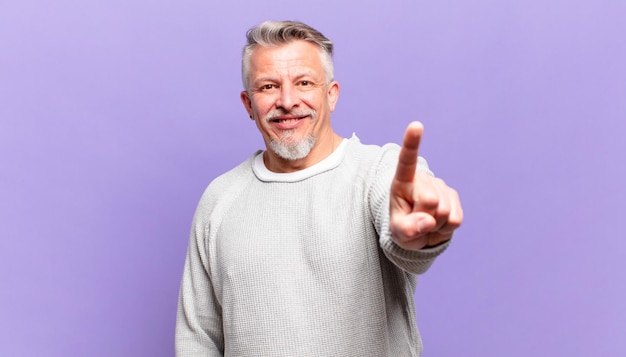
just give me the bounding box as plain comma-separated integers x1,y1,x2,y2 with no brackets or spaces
264,109,317,123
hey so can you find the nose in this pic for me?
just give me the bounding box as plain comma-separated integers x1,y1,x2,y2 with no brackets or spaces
276,83,299,111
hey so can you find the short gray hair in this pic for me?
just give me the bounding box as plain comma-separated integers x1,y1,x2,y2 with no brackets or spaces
241,20,335,91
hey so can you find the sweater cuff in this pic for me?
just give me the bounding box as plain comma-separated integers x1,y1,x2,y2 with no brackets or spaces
380,237,450,274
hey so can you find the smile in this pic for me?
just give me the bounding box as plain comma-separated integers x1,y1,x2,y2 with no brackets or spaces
271,115,307,123
269,114,310,130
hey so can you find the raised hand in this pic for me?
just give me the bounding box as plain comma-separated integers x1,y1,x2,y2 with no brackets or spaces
389,122,463,250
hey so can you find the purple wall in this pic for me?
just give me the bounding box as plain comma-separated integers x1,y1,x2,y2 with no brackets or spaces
1,0,624,355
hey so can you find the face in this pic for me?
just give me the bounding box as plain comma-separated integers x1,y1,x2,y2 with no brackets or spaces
240,40,340,169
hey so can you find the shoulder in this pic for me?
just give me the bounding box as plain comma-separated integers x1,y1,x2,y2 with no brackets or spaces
348,136,431,176
194,153,258,218
343,135,401,174
344,135,400,161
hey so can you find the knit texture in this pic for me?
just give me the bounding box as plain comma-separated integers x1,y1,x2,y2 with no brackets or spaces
176,135,449,356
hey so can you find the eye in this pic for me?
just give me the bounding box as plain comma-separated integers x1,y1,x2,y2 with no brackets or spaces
300,81,311,86
261,84,275,91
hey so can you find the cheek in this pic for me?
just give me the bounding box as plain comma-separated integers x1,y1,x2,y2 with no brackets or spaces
254,118,270,136
301,94,323,109
252,98,275,116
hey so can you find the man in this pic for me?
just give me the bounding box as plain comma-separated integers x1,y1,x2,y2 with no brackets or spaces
176,20,462,356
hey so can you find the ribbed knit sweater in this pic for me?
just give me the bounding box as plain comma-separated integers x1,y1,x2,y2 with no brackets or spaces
176,135,449,356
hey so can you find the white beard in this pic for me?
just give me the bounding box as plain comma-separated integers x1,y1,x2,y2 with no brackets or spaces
269,131,316,160
264,109,317,161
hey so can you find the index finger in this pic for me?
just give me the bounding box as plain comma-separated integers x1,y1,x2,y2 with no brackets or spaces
394,121,424,183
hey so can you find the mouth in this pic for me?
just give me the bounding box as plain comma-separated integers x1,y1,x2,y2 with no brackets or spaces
269,114,309,130
270,115,308,123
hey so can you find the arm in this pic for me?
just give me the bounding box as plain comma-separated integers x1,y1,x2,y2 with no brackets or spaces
176,216,224,356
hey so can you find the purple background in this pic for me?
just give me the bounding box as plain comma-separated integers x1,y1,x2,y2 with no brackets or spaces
1,0,625,355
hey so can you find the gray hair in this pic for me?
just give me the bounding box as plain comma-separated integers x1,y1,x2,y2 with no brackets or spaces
241,20,335,91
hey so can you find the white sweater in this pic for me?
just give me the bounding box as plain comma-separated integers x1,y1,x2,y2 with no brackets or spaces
176,135,449,356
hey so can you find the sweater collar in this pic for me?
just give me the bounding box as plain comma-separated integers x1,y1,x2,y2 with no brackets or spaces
252,135,357,182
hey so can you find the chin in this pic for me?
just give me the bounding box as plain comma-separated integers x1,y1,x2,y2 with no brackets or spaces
270,135,316,161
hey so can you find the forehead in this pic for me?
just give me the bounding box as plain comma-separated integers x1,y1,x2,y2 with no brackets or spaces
249,40,324,76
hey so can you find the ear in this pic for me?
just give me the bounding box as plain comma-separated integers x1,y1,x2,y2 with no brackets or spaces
327,80,340,112
240,91,254,120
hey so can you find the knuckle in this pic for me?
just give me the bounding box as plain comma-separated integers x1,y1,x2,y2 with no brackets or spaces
415,189,439,207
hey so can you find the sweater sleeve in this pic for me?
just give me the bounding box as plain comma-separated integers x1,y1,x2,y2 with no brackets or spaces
175,197,224,356
369,144,450,275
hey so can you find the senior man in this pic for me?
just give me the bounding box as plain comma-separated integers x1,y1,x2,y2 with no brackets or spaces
176,20,463,356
